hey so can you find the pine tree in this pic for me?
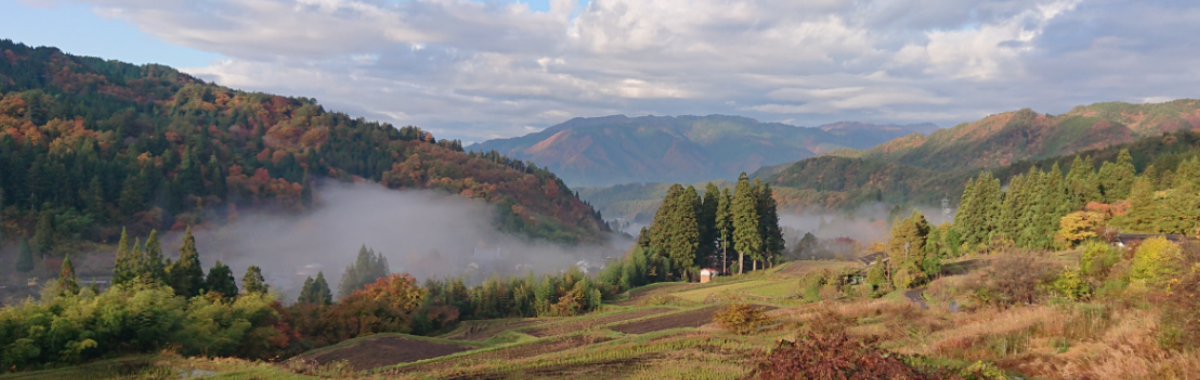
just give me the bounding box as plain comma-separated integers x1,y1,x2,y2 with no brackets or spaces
166,227,205,298
648,185,683,251
1120,177,1160,233
15,238,34,273
57,255,79,296
1066,156,1100,207
313,271,332,305
699,183,721,264
298,276,316,304
756,182,784,268
1099,149,1136,202
33,211,52,254
242,265,269,294
140,229,166,283
953,178,977,247
112,228,134,285
715,188,733,273
663,186,701,279
338,245,390,298
205,260,238,298
731,173,761,274
208,155,227,201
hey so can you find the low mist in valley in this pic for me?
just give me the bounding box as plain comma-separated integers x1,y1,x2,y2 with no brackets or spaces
158,183,631,302
778,203,953,248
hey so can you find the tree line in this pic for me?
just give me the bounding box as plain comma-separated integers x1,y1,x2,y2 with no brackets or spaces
631,173,784,279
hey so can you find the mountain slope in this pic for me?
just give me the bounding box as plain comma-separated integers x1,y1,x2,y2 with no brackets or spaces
0,40,607,248
470,115,935,187
836,102,1200,173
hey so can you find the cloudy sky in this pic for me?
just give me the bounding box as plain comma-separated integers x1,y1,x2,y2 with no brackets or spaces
3,0,1198,143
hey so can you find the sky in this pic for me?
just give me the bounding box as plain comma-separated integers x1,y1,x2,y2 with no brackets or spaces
3,0,1199,144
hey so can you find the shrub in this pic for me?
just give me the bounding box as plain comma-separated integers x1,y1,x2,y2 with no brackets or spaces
971,255,1051,309
746,331,959,380
1159,264,1200,350
1132,237,1183,288
1080,241,1121,278
1052,268,1091,300
714,303,773,335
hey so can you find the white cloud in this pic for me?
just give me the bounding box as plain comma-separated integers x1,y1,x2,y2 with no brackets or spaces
38,0,1200,141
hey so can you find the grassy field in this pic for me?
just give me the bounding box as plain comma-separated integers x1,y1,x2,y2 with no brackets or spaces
12,256,1184,380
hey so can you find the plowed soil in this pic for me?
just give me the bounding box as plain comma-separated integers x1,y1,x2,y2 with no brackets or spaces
609,307,722,334
610,305,777,334
524,308,674,337
443,319,544,341
306,336,473,371
387,334,610,375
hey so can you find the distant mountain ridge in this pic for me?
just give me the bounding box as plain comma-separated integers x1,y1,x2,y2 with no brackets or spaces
826,101,1200,173
469,115,937,187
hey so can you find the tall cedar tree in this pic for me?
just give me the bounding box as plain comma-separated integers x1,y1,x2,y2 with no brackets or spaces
731,173,761,274
167,227,205,298
205,260,239,298
715,188,734,273
299,271,333,305
338,246,390,298
648,185,683,253
755,181,784,268
140,230,166,283
15,238,34,273
112,228,134,285
57,255,79,296
33,211,52,254
699,183,721,265
670,186,701,278
242,265,269,294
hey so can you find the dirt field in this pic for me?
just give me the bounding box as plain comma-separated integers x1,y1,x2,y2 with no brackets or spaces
613,283,697,306
776,260,857,277
387,334,611,375
524,308,674,337
609,307,723,334
305,336,473,371
442,319,544,341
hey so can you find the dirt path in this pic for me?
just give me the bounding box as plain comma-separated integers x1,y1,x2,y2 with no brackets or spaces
904,289,929,310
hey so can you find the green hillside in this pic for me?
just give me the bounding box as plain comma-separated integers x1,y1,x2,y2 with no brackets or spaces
470,115,935,187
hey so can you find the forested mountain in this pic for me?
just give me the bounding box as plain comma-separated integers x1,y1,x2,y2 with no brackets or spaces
762,128,1200,212
0,39,608,251
468,115,935,187
831,102,1200,172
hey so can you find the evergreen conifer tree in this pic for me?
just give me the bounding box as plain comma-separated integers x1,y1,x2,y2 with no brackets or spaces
664,186,701,278
715,188,733,273
140,229,166,283
1120,177,1160,233
337,245,389,298
112,227,134,284
166,227,205,298
15,238,34,273
33,211,52,254
57,255,79,296
313,271,332,305
242,265,269,294
299,276,316,304
756,182,784,267
699,183,721,263
731,173,761,274
208,155,227,200
205,260,238,298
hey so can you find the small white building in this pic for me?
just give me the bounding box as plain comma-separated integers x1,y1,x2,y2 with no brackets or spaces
699,268,720,283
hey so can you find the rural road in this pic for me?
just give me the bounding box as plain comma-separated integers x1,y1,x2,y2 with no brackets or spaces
904,289,929,310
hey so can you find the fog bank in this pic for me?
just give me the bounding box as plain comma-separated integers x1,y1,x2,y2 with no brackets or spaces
161,183,629,301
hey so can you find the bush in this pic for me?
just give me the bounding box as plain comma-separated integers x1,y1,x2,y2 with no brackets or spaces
746,331,959,380
1132,237,1183,288
971,255,1052,309
1159,264,1200,350
1080,241,1121,278
1052,268,1091,300
714,303,773,335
